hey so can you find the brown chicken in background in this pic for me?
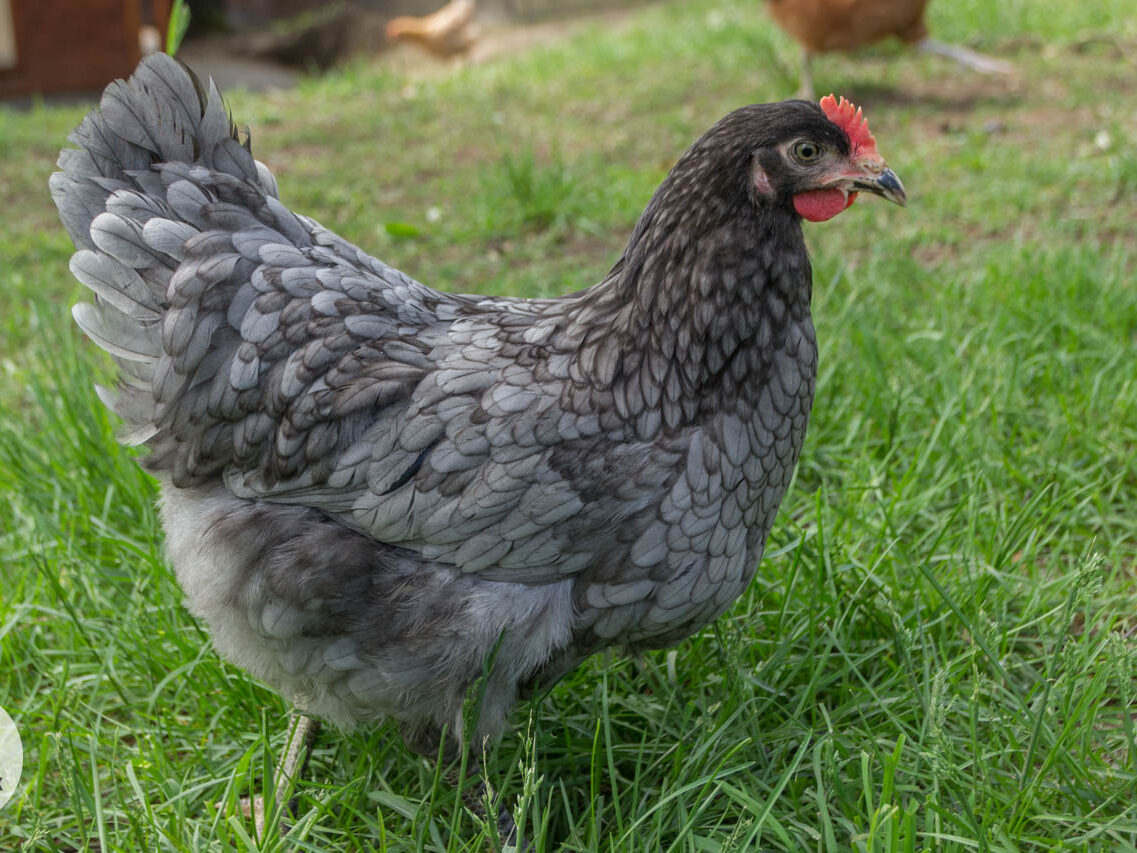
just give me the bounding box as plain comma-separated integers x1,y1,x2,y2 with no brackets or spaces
766,0,1013,97
385,0,477,59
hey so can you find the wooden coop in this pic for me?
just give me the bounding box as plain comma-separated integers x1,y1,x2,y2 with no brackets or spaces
0,0,170,98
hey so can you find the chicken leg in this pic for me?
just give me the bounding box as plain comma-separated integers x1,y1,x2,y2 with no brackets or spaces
450,767,529,850
795,37,1010,100
241,711,321,837
796,49,816,99
917,38,1014,74
240,713,526,846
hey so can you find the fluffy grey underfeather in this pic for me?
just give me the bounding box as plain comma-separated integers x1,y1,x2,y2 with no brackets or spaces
53,55,821,751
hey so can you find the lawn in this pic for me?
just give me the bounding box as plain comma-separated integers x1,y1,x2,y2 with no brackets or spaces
1,0,1136,849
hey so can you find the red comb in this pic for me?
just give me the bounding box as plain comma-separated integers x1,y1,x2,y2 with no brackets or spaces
820,94,879,159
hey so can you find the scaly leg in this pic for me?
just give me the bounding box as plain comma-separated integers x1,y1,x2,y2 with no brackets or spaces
917,38,1014,74
796,48,815,100
241,711,321,837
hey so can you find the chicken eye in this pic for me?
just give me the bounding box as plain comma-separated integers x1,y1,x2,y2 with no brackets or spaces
792,141,823,163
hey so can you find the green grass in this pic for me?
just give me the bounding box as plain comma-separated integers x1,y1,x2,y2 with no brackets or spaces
2,0,1137,849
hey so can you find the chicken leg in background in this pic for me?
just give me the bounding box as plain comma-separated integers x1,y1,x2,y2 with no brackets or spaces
766,0,1014,98
52,55,904,843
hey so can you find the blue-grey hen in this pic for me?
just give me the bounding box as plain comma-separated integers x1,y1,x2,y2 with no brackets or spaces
52,55,904,804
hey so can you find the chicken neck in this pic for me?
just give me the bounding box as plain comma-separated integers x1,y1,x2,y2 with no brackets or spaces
566,187,814,433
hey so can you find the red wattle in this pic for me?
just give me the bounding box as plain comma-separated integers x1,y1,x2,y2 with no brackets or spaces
793,189,857,222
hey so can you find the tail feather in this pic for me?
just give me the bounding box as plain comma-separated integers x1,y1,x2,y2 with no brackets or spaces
51,53,275,442
54,53,347,484
68,250,162,319
95,384,158,446
51,53,261,260
163,178,214,229
70,302,160,363
90,211,167,269
141,218,196,260
105,188,175,227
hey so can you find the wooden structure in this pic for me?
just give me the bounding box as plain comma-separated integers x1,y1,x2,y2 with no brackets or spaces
0,0,170,98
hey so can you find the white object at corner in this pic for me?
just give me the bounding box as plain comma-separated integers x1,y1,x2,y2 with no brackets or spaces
0,704,21,810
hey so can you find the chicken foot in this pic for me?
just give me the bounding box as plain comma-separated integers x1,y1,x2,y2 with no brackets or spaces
446,761,531,851
238,713,528,848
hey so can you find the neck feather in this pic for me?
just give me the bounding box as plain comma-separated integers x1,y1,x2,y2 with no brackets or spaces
564,193,813,432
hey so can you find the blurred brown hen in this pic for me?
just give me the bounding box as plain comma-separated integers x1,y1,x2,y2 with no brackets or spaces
385,0,477,58
766,0,1013,97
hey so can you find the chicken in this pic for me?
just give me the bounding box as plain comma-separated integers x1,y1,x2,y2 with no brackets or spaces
385,0,476,59
766,0,1014,97
51,55,904,832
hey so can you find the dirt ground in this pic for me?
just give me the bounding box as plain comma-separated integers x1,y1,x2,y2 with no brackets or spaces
178,6,641,91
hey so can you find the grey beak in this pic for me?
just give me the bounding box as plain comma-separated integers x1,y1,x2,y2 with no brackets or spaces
855,167,907,207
